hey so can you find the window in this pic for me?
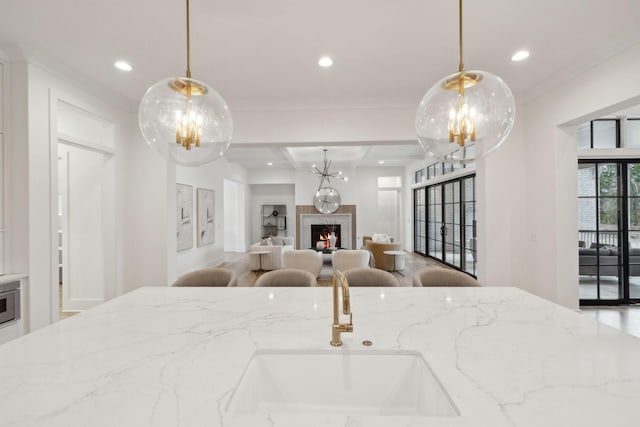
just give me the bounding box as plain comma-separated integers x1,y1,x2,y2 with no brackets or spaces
378,176,401,188
414,168,425,184
626,119,640,148
577,119,620,149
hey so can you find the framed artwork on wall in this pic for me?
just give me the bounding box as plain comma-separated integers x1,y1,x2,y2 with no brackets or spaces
176,183,193,251
197,188,215,247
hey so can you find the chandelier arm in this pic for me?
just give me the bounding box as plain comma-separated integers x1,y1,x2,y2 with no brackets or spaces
458,0,464,73
185,0,192,78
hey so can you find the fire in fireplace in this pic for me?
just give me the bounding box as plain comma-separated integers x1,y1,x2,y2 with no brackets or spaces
311,224,341,249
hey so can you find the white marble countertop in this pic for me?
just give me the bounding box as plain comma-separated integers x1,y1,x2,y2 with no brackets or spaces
0,286,638,426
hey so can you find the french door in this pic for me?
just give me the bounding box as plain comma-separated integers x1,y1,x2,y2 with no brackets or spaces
414,175,476,276
578,160,640,305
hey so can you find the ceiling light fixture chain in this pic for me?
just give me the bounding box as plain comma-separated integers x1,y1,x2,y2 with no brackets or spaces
457,0,463,73
185,0,192,78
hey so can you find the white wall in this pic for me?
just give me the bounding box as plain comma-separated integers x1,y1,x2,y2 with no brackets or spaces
8,59,131,330
120,118,172,291
476,114,528,289
294,166,406,249
517,42,640,308
224,179,246,252
174,159,248,279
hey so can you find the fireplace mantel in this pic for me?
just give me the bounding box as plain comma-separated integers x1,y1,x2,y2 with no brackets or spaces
295,205,356,249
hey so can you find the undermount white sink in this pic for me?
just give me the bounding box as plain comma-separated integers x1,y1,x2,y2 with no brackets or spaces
226,349,459,417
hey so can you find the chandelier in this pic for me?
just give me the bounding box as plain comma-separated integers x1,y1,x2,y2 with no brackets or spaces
312,149,347,214
415,0,515,164
138,0,233,167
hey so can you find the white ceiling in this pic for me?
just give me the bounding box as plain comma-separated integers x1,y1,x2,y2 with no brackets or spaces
224,143,426,170
2,0,640,169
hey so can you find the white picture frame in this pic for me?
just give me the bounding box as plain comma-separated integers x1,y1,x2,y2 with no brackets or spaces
176,183,193,251
197,188,215,247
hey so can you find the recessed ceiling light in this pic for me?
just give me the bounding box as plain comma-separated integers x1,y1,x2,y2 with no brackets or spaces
114,60,132,71
511,50,530,62
378,160,385,165
318,56,333,68
267,162,273,166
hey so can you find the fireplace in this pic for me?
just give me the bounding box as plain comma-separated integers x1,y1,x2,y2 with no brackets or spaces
311,224,341,249
299,211,353,250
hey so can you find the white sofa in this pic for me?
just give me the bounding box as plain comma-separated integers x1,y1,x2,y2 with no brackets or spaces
249,236,294,271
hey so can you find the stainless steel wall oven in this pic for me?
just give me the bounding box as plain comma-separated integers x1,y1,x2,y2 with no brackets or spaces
0,281,21,326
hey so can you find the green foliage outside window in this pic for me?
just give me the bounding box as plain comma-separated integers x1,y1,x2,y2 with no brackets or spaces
629,164,640,227
598,164,618,227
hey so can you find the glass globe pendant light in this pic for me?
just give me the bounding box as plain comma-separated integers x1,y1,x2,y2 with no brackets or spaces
311,149,348,214
138,0,233,167
415,0,515,164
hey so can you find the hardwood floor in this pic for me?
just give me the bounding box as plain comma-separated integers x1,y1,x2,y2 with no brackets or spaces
580,306,640,338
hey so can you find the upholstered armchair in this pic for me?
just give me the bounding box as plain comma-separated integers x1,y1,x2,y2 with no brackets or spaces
332,249,370,272
342,267,399,287
172,267,237,287
255,268,317,287
412,267,479,287
283,250,324,278
363,240,405,272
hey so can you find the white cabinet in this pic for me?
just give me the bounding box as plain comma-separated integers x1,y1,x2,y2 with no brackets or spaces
0,322,19,345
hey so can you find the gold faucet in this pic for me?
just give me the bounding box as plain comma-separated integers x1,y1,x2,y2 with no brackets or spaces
331,270,353,346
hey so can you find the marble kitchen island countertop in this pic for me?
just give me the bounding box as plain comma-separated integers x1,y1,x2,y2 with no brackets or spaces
0,286,638,427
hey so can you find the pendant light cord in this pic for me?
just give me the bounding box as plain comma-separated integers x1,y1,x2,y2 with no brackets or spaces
458,0,464,73
186,0,192,78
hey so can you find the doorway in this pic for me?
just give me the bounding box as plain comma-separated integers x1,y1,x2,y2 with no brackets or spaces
224,179,246,252
57,142,115,312
421,175,476,276
578,160,640,304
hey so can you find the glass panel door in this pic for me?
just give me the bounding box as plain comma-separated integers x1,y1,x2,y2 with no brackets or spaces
462,177,476,275
413,188,426,255
578,161,623,303
421,175,476,276
443,182,460,268
628,163,640,299
427,185,442,260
